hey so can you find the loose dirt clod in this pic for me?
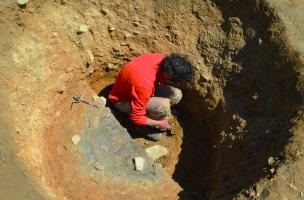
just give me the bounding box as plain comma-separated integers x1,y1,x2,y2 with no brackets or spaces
146,145,169,161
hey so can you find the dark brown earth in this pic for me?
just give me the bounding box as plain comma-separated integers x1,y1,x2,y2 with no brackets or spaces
1,0,304,199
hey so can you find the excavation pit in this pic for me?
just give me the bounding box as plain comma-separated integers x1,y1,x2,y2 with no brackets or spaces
1,0,304,199
86,0,303,198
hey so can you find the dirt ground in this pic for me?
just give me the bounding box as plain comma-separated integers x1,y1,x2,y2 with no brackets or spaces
1,0,304,199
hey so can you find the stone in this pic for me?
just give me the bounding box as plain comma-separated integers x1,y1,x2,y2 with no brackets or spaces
133,22,140,27
86,51,94,66
289,183,298,190
258,38,263,45
78,25,89,34
270,168,275,174
101,8,108,15
123,31,132,39
252,93,258,100
134,157,145,171
268,156,275,166
94,162,103,170
105,63,117,71
17,0,28,6
145,145,169,161
52,32,58,37
133,30,141,35
108,26,116,32
72,134,81,145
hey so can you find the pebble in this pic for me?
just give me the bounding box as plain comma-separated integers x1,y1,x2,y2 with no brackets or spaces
289,183,297,190
55,111,61,117
52,32,58,37
134,157,145,171
16,128,21,134
270,168,275,174
133,22,140,27
145,145,169,161
105,63,117,71
268,156,275,166
17,0,28,6
78,25,89,34
123,31,132,39
101,8,108,15
94,162,103,170
72,134,81,145
258,38,263,45
133,30,140,35
252,93,258,100
108,26,116,32
86,51,94,66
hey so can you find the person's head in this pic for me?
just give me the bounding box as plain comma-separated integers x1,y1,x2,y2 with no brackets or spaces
160,53,195,84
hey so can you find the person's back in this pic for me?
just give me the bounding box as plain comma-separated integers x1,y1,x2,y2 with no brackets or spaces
108,53,195,140
108,53,165,125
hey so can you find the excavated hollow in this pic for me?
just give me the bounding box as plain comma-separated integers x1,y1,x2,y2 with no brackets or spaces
1,0,304,200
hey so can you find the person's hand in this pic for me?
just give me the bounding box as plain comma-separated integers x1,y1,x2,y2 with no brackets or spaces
156,119,171,130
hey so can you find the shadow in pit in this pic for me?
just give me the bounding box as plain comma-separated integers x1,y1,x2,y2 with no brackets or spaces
172,103,216,200
174,1,302,199
98,84,159,139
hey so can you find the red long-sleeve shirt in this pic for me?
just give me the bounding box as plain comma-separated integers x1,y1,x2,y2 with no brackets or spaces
108,53,165,125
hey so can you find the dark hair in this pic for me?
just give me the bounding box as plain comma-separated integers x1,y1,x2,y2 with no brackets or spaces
160,54,195,83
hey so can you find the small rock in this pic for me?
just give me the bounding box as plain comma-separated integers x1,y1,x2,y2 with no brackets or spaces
56,90,64,94
94,162,103,170
112,46,120,52
133,22,140,27
108,26,116,32
17,0,28,6
145,145,169,161
101,8,108,15
52,32,58,37
105,63,117,71
55,111,61,117
134,157,145,171
133,30,140,35
300,191,303,196
77,25,89,34
258,38,263,45
289,183,298,190
86,51,94,66
123,31,132,39
253,93,258,100
270,168,275,174
268,156,275,166
72,134,81,145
